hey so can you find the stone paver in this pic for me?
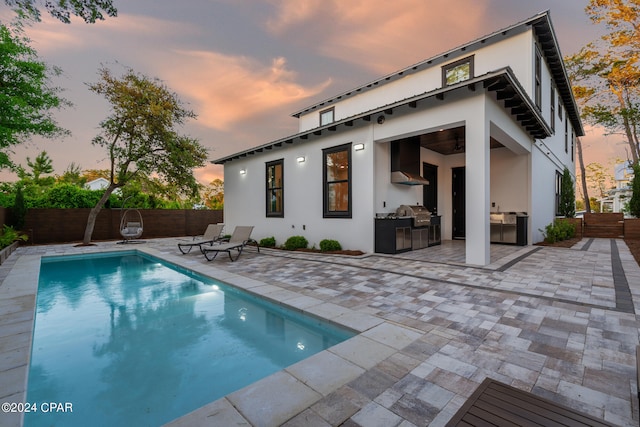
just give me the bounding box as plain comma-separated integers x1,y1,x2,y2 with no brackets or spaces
0,238,639,426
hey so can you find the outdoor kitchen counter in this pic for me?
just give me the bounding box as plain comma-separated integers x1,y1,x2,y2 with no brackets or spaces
374,216,441,254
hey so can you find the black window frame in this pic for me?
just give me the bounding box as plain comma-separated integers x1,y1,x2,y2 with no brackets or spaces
555,170,562,216
564,119,569,153
265,159,284,218
442,55,474,87
550,83,555,132
322,143,352,218
319,107,335,126
534,47,542,110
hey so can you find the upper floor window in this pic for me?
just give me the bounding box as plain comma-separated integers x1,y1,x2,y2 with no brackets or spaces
550,84,555,132
442,56,474,86
319,107,334,126
558,99,563,121
534,47,542,109
564,120,569,153
266,159,284,217
323,143,352,218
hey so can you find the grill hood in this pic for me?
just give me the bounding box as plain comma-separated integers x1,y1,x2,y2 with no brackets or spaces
391,171,430,186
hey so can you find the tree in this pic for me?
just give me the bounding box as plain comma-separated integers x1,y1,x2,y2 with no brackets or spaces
559,167,576,217
202,178,224,210
0,23,69,169
585,162,613,198
575,136,591,213
12,184,26,229
57,162,87,186
26,150,54,182
5,0,117,23
565,0,640,165
81,67,208,245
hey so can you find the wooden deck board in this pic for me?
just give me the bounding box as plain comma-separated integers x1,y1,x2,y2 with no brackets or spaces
445,378,614,426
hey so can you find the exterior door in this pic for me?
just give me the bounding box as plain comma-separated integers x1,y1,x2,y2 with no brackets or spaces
422,163,438,214
452,167,465,239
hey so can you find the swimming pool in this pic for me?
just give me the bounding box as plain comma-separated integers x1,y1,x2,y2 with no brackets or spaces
25,251,354,427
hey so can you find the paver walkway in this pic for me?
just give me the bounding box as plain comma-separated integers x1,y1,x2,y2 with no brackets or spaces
0,238,639,426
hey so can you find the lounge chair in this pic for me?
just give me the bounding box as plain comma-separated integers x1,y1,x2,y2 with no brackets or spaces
201,226,259,261
178,224,224,254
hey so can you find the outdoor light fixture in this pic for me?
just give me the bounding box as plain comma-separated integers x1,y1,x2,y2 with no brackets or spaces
377,115,385,124
240,168,246,175
354,143,365,151
297,156,306,163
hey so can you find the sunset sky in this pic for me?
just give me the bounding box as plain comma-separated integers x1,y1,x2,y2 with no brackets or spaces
0,0,627,184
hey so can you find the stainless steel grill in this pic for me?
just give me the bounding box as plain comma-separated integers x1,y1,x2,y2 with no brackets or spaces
396,205,432,227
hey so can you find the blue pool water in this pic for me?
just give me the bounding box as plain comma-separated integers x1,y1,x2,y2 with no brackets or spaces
25,252,354,427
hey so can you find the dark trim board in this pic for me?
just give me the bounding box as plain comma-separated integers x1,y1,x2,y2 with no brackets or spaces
445,378,614,426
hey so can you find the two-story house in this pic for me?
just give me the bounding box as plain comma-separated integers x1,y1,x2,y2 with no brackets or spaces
213,10,583,265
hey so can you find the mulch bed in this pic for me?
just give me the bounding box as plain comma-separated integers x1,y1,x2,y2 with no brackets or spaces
624,238,640,268
266,247,365,256
534,237,583,249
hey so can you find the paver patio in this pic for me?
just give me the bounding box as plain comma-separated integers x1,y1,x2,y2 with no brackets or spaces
0,238,639,426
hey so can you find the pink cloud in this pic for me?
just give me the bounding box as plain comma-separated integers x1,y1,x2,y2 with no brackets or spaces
162,51,332,131
266,0,489,73
24,13,201,54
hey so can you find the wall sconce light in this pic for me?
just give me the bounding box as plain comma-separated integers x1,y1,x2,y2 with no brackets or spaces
240,168,246,175
297,156,306,163
354,143,365,151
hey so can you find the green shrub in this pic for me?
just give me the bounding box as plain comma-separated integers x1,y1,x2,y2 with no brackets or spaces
12,185,27,229
319,239,341,252
0,225,28,249
559,167,575,218
284,235,308,250
259,236,276,247
541,219,576,243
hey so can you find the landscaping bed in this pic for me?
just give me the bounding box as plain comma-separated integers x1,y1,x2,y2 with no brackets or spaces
624,238,640,268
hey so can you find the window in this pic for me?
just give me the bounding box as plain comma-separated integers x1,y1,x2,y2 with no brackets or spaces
442,56,474,86
558,99,563,121
319,107,334,126
550,84,555,132
564,119,568,153
266,159,284,217
555,170,562,216
323,143,352,218
534,47,542,109
571,132,575,162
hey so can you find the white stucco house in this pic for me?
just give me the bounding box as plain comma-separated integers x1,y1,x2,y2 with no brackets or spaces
600,162,634,214
213,10,583,265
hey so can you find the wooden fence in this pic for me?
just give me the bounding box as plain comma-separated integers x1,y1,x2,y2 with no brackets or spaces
20,208,224,244
625,218,640,239
583,213,625,238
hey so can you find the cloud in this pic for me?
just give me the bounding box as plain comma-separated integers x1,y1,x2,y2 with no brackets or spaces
265,0,490,74
24,13,201,54
162,51,332,130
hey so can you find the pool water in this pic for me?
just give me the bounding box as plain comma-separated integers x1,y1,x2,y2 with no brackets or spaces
25,252,354,427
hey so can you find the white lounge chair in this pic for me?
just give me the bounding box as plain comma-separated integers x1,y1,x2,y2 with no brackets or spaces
202,226,258,261
178,224,224,254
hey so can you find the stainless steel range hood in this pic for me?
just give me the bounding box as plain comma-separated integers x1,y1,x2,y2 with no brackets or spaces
391,171,430,186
